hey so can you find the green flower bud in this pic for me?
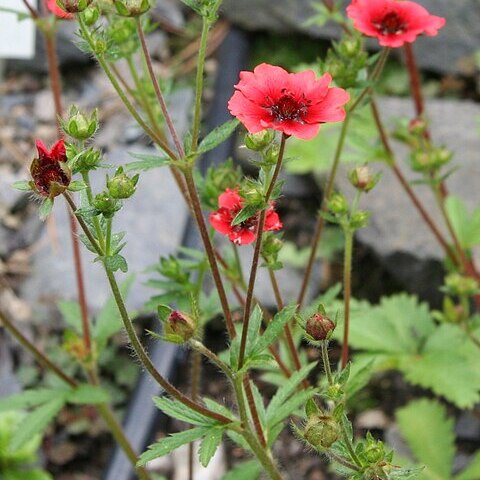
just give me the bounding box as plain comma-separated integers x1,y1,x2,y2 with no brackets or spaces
306,313,335,341
364,436,385,464
339,37,362,58
165,310,196,343
350,210,370,229
264,143,281,165
114,0,151,17
444,273,479,297
107,168,139,199
74,148,101,172
408,117,428,136
83,5,100,26
93,192,121,218
348,165,381,193
244,130,275,151
94,38,107,55
328,192,348,215
304,415,340,449
65,106,98,140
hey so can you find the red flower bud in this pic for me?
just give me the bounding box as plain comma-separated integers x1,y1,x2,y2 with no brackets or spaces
30,139,71,198
306,313,335,341
166,310,196,343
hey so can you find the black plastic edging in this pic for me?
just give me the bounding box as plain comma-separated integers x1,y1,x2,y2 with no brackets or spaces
104,27,250,480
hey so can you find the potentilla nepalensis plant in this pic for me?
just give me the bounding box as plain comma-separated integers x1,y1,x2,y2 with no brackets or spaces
3,0,479,479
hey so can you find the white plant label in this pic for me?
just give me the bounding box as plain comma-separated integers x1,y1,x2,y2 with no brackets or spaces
0,0,36,59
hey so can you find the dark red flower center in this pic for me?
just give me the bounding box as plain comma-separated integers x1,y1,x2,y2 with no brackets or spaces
34,164,70,196
374,11,408,35
267,89,311,123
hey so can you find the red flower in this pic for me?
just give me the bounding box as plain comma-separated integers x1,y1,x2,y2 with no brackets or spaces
30,139,71,198
45,0,74,19
209,188,282,246
346,0,445,48
228,64,350,140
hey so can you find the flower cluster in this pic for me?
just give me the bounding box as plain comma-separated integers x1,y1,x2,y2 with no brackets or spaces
347,0,445,48
209,188,282,245
228,63,349,140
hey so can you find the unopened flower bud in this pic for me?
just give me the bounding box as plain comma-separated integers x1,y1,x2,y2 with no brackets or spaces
364,436,385,463
59,0,91,13
83,5,100,25
408,117,428,136
328,192,348,215
107,168,139,199
65,106,98,140
94,38,107,55
431,147,453,167
350,210,370,229
245,130,275,151
348,165,381,193
304,415,340,449
75,148,101,172
339,37,362,57
445,273,479,297
306,313,335,341
264,143,281,165
93,192,121,218
166,310,196,343
114,0,151,17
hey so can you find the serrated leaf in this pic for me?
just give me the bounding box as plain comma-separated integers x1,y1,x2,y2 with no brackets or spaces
455,452,480,480
10,398,65,451
178,0,202,14
445,195,480,248
202,398,236,421
138,427,209,466
0,389,63,413
266,362,317,426
345,358,375,399
66,385,110,405
396,399,455,480
245,305,263,357
389,466,425,479
221,460,262,480
124,152,170,172
199,427,224,467
93,275,135,347
251,304,297,356
39,198,54,221
153,396,217,426
104,254,128,273
231,204,260,227
249,381,266,429
197,119,239,154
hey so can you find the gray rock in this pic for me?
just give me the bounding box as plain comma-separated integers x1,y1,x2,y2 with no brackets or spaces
20,147,189,315
220,0,480,74
337,97,480,303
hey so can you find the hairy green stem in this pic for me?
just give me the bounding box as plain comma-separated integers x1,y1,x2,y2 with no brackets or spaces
189,339,233,381
320,341,333,385
341,230,353,369
81,171,106,252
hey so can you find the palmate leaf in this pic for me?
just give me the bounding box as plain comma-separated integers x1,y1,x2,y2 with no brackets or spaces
0,389,63,413
138,427,210,466
396,399,455,480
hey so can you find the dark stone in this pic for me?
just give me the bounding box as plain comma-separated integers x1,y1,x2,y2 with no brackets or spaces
220,0,480,74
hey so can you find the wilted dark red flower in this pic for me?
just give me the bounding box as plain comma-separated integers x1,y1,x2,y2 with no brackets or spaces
30,139,71,198
346,0,445,48
45,0,74,19
228,63,349,140
209,188,282,246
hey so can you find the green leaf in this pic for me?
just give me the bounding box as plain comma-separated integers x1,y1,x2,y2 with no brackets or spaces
266,362,317,426
12,180,32,191
251,304,297,356
267,388,317,428
396,399,455,480
0,389,63,413
221,460,262,480
249,381,266,429
104,254,128,273
68,180,87,192
178,0,202,14
455,452,480,480
94,275,135,347
66,385,110,405
198,427,224,467
344,358,375,399
202,398,236,421
197,119,239,154
153,396,218,427
125,152,170,172
231,204,260,227
39,198,54,221
57,300,82,333
389,466,425,479
10,398,65,451
138,427,209,466
445,195,480,248
245,305,264,357
400,324,480,408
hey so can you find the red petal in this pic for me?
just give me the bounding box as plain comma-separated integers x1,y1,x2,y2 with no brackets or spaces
209,211,234,235
218,188,243,210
